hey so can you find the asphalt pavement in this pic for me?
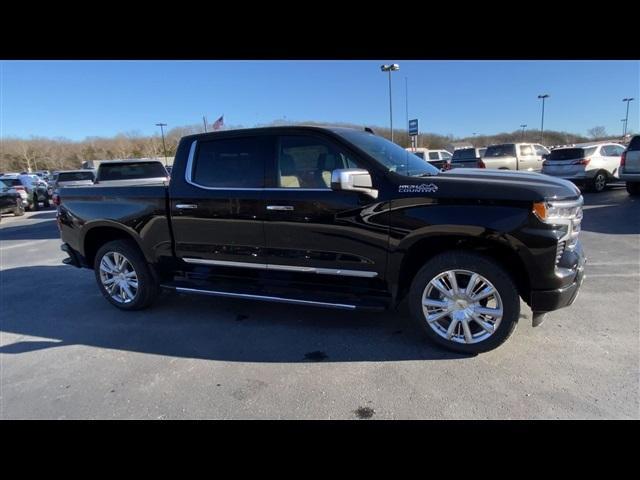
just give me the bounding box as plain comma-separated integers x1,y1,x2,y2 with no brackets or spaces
1,186,638,419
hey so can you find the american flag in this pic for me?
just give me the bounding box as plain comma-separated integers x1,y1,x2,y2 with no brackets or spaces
212,115,224,131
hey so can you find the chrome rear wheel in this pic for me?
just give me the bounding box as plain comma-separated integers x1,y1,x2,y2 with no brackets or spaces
99,251,139,304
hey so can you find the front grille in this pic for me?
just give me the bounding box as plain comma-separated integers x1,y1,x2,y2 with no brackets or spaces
556,241,566,266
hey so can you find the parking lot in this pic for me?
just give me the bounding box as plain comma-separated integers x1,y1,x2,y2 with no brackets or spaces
0,185,638,419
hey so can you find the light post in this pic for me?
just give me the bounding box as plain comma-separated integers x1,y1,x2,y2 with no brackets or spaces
381,63,400,142
520,124,527,141
622,97,634,137
155,123,168,167
621,119,627,138
538,94,550,144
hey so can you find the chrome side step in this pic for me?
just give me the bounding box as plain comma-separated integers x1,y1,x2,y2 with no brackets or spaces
163,285,357,310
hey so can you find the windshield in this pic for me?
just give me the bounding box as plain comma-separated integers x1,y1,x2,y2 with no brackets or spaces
58,171,95,182
485,144,516,157
336,130,439,177
98,162,168,181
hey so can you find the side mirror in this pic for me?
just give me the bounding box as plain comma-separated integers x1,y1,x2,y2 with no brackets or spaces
331,169,378,199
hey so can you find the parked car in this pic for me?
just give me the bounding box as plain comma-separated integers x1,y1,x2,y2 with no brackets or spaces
57,126,585,354
542,142,625,192
0,183,25,221
449,147,487,169
94,160,169,186
619,135,640,196
482,143,550,172
0,174,50,210
406,148,453,170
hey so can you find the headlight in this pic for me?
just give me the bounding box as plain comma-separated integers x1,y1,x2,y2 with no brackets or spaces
533,197,583,247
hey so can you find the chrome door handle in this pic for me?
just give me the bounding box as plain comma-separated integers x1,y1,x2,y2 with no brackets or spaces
266,205,294,211
176,203,198,209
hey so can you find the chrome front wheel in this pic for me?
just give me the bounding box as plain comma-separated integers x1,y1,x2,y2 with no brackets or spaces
99,251,139,304
422,269,503,344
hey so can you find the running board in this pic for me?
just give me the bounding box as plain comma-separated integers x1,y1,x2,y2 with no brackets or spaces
162,285,358,310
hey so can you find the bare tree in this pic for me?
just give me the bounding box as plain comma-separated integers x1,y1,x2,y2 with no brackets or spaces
588,126,607,139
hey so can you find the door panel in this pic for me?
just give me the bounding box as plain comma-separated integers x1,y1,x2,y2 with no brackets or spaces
263,134,390,280
170,135,273,266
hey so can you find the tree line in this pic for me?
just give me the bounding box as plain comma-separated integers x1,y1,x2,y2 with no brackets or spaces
1,120,628,173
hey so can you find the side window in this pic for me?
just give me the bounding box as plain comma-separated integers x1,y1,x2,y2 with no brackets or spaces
599,145,612,156
609,145,624,156
441,151,452,160
534,145,548,156
428,152,440,160
277,135,360,189
520,145,534,156
191,137,269,188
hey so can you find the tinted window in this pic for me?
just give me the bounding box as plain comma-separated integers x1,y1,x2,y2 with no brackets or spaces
484,144,516,157
442,152,452,160
98,162,167,182
428,152,440,160
607,145,624,156
192,137,269,188
452,148,477,161
57,171,95,182
412,151,425,159
479,148,487,157
548,147,597,160
278,135,359,189
628,136,640,151
0,178,21,187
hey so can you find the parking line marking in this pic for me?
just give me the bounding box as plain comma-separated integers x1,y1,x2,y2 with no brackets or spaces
0,240,50,251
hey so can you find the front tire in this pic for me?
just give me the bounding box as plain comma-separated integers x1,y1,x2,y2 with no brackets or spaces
626,182,640,196
408,251,520,354
94,240,159,310
590,171,607,193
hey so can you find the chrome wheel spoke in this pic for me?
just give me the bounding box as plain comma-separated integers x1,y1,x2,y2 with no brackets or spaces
427,310,451,324
474,306,503,318
461,319,473,343
101,256,116,273
423,298,449,308
472,314,495,334
447,271,459,295
446,318,459,339
102,277,116,286
471,286,495,302
431,278,453,299
466,273,480,297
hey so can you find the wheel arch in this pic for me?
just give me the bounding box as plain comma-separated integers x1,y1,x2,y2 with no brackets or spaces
82,221,149,269
392,232,531,305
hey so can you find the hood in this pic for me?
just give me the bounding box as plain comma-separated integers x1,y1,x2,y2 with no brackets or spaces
398,168,581,202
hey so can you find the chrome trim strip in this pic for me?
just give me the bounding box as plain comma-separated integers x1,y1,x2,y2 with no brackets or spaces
170,286,356,310
183,258,268,269
182,257,378,277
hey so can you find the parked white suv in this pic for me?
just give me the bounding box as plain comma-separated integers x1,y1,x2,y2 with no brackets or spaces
542,142,625,192
405,148,452,170
619,135,640,196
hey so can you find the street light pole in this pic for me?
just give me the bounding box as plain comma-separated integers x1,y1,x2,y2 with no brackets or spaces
155,123,168,167
623,97,634,137
381,64,400,142
538,94,549,144
405,76,409,146
621,119,627,138
520,124,527,141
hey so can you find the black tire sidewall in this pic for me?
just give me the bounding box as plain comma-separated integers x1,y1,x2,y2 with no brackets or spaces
408,251,520,354
591,171,606,192
626,182,640,196
93,240,158,310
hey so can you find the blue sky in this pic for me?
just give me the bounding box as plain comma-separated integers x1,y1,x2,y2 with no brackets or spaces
2,60,638,140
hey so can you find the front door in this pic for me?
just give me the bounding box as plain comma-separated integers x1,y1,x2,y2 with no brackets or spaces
518,144,538,171
263,133,389,283
169,135,272,267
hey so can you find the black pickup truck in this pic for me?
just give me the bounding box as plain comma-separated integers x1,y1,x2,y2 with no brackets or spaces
57,126,586,353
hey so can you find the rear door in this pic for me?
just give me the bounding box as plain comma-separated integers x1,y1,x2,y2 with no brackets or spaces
263,133,389,282
602,144,624,177
169,134,272,267
518,144,538,171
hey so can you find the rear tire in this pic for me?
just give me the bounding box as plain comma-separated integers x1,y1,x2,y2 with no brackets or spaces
626,182,640,196
94,239,159,310
43,193,51,208
32,193,40,210
590,171,607,193
408,251,520,354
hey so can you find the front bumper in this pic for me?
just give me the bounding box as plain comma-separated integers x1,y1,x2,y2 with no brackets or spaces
61,243,86,268
530,241,586,312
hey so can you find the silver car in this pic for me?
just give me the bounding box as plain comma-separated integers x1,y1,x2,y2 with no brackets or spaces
482,143,549,172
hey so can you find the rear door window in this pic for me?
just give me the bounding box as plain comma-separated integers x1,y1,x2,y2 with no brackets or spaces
484,144,516,157
58,171,95,182
628,136,640,151
192,136,270,188
99,162,168,182
519,145,534,156
428,152,440,160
